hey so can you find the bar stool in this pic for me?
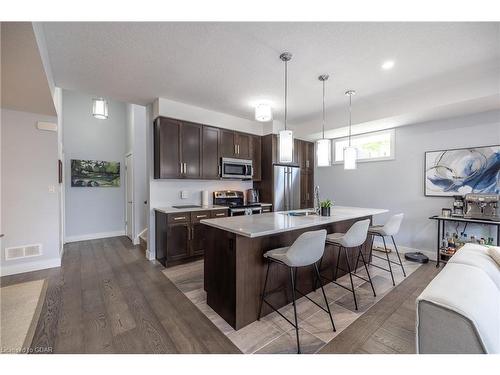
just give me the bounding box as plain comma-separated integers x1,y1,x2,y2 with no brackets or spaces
361,213,406,286
257,229,335,354
318,219,376,311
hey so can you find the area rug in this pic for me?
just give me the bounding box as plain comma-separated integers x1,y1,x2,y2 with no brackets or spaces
162,252,422,354
0,279,47,353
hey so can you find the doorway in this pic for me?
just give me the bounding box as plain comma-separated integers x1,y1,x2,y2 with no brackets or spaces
125,153,134,242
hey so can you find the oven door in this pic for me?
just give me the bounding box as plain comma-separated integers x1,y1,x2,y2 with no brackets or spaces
221,158,253,179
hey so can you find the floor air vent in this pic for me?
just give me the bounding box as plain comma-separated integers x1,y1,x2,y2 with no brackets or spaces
5,244,42,260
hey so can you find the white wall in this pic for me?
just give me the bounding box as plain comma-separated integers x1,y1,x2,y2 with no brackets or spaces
147,98,262,259
63,90,126,241
315,110,500,258
125,103,148,243
1,109,60,276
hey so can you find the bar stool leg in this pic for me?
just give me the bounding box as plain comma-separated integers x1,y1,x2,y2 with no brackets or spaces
334,246,341,281
289,267,301,354
343,247,358,311
358,246,376,297
257,261,270,321
391,235,406,277
313,257,323,291
382,236,395,286
314,262,336,332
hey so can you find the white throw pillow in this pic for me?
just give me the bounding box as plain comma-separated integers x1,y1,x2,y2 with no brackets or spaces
487,246,500,267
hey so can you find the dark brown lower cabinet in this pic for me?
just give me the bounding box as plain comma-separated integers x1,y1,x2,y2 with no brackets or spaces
155,209,228,267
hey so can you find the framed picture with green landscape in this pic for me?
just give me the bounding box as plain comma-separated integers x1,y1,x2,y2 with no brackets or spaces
71,159,120,187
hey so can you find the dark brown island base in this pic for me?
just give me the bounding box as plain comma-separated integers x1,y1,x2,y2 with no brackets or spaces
201,207,388,330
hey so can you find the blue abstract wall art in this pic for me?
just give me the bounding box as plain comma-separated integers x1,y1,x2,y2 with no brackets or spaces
424,145,500,196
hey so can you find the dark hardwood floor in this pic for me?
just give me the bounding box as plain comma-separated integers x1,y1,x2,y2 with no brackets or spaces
319,261,440,354
0,236,240,354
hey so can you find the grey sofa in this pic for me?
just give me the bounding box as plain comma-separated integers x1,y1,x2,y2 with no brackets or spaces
416,244,500,354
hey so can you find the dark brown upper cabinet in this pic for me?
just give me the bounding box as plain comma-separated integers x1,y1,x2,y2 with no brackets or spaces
250,135,262,181
220,130,251,159
181,121,202,178
154,117,181,178
154,117,201,179
154,116,261,180
202,126,220,179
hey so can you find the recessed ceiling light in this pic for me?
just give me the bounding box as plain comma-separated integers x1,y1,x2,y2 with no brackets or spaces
381,60,395,70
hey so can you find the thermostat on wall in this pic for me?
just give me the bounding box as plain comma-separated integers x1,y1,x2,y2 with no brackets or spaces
37,121,58,132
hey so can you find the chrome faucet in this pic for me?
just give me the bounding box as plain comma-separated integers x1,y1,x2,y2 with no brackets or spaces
314,186,321,214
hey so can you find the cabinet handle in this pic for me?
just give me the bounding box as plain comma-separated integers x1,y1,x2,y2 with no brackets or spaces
180,162,183,174
173,216,186,220
218,165,221,175
184,163,187,174
196,214,207,218
306,160,310,168
215,213,225,217
237,145,240,154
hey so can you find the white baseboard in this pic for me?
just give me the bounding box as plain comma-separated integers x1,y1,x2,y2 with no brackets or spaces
372,240,436,261
65,230,126,243
0,257,61,277
145,249,155,261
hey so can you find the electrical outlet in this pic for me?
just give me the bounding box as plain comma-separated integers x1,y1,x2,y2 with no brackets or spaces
181,190,188,199
48,185,56,193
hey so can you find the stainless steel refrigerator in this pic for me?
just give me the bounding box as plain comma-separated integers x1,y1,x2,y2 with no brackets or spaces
273,165,300,211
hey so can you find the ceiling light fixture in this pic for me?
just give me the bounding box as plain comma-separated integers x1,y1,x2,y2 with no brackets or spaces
255,103,273,122
381,60,395,70
316,74,331,167
344,90,357,170
278,52,293,163
92,97,109,120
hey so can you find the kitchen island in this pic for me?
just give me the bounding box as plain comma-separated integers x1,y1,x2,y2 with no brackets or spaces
201,206,388,330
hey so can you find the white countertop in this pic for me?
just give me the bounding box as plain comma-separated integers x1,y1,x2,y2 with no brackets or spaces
200,206,388,238
155,205,228,214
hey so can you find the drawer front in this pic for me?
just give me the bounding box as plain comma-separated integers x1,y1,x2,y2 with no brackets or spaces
191,211,211,223
167,213,189,223
211,210,228,218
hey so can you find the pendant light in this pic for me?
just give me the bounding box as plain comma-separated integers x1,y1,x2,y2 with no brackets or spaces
344,90,357,170
278,52,293,163
316,74,332,167
92,97,109,120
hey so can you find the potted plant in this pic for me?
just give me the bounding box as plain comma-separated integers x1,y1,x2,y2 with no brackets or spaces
320,199,333,216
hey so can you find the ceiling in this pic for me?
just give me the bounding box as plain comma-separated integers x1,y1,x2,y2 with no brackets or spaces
41,22,500,134
1,22,56,116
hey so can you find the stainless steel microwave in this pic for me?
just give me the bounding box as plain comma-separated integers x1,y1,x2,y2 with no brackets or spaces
221,158,253,180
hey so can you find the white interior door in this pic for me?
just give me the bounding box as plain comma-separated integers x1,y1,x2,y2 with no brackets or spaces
125,154,134,241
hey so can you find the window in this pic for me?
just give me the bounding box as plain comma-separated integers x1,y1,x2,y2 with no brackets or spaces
333,129,395,163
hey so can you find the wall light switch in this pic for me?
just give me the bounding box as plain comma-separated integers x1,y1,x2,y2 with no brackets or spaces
181,190,188,199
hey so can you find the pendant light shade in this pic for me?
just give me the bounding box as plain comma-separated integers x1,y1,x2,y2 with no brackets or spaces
279,130,294,163
316,138,331,167
316,74,331,167
92,97,108,120
255,103,272,122
278,52,294,163
344,146,357,170
344,90,357,170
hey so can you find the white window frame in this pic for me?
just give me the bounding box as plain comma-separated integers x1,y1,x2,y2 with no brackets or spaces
332,128,395,165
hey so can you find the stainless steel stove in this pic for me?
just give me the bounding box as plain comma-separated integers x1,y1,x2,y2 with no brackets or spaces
213,190,262,216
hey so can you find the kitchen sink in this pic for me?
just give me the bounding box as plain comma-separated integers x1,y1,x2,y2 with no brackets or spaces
281,210,318,216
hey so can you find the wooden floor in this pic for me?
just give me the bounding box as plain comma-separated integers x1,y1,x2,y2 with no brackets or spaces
319,261,440,354
0,237,240,354
1,236,439,354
